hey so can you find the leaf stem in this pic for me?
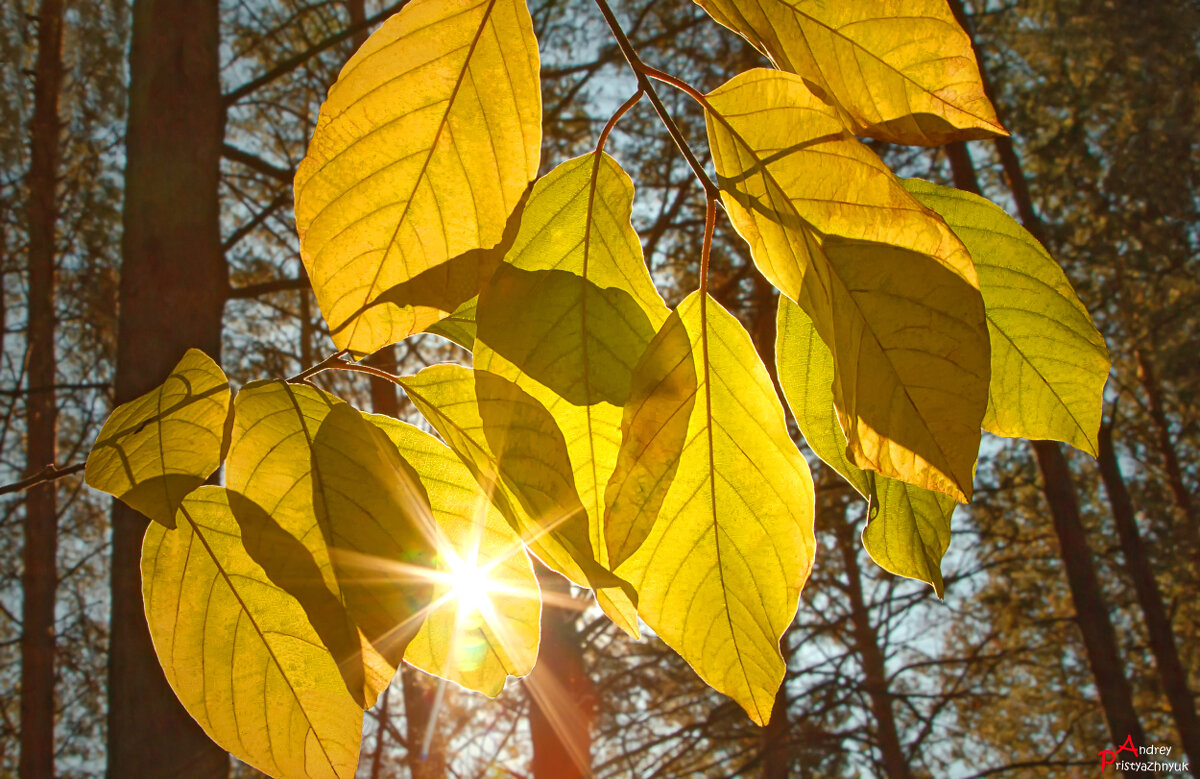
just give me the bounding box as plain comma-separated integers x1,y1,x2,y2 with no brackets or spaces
595,88,643,156
591,0,720,200
700,194,716,296
286,349,350,383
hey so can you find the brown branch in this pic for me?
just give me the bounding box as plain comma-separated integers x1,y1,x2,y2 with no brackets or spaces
221,143,293,183
0,462,85,497
227,275,309,300
222,2,408,107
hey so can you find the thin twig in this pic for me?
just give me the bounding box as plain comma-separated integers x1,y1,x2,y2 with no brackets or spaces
0,462,86,497
591,0,720,200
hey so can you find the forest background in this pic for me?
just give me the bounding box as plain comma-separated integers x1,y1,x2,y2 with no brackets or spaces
0,0,1198,776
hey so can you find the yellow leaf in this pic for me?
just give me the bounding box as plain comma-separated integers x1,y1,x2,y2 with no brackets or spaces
694,0,1006,145
904,179,1111,456
225,380,390,708
706,68,989,501
474,152,669,636
311,404,441,669
398,365,638,628
143,487,363,778
366,414,540,696
86,348,230,528
294,0,541,355
777,297,954,596
613,292,815,725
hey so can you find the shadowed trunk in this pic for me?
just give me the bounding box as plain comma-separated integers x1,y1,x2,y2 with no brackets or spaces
107,0,229,775
1133,349,1198,544
528,569,593,779
945,6,1152,768
1097,422,1200,766
835,514,912,779
21,0,64,774
365,346,447,778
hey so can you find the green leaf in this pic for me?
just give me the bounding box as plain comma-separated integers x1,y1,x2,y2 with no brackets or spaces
311,404,440,669
474,152,669,635
398,364,639,631
903,179,1111,456
612,292,816,725
425,296,478,351
86,348,230,528
777,296,954,596
225,380,391,707
143,487,363,778
294,0,541,355
367,414,540,696
706,68,990,502
693,0,1006,145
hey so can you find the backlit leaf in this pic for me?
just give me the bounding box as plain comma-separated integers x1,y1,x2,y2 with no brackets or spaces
904,179,1111,456
694,0,1006,145
706,68,989,501
613,292,816,725
86,348,230,528
225,381,390,708
777,297,954,596
474,152,669,635
367,414,540,696
142,487,362,778
294,0,541,355
311,404,440,669
398,365,638,627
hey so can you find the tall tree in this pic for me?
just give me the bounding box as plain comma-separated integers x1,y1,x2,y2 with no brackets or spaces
106,0,228,775
20,0,64,774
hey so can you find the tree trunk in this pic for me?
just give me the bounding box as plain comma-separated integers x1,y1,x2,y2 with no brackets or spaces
1032,441,1150,765
401,665,447,779
945,7,1152,770
1133,349,1198,544
364,346,447,778
528,570,593,779
347,0,370,49
759,639,792,779
20,0,64,775
107,0,229,775
835,515,912,779
1097,423,1200,766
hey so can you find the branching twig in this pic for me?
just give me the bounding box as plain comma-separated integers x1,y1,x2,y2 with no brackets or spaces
0,462,86,497
592,0,720,200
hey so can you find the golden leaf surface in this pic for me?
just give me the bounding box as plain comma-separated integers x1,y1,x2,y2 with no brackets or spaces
294,0,541,355
694,0,1006,145
143,487,363,778
706,68,989,501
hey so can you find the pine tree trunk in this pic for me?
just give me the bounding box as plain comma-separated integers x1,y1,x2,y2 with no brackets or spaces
1133,349,1198,544
20,0,64,774
945,8,1152,770
1032,441,1150,766
364,346,447,778
1097,424,1200,766
106,0,229,775
835,516,913,779
528,570,593,779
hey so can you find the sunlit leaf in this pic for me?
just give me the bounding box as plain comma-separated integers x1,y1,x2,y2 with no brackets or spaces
694,0,1006,145
777,297,954,596
706,69,989,501
426,296,478,351
398,364,638,625
474,152,669,636
904,179,1111,456
86,348,230,528
142,487,363,778
367,414,540,696
294,0,541,355
225,380,390,707
613,292,816,725
311,404,440,669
